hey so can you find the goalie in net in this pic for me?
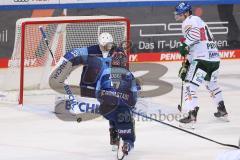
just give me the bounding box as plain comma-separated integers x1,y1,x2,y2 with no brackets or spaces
49,32,139,154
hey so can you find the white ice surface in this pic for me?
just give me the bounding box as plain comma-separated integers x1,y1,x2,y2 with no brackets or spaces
0,60,240,160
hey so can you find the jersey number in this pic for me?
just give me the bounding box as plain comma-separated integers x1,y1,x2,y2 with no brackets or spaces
111,80,120,89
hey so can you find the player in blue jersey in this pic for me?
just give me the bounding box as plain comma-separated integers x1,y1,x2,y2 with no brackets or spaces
49,32,137,151
49,32,114,99
95,51,139,156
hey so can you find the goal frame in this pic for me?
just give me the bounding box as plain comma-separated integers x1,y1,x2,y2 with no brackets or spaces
19,16,130,104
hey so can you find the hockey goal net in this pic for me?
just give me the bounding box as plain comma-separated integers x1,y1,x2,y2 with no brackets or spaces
0,16,130,105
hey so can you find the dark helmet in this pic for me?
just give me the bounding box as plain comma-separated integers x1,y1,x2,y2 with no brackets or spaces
175,2,192,15
111,51,128,68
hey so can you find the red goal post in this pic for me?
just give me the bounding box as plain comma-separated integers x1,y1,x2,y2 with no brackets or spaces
1,16,130,105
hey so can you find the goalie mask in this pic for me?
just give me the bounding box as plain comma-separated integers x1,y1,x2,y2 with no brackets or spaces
98,32,114,58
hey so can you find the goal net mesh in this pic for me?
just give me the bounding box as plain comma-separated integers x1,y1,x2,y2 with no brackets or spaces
0,16,129,104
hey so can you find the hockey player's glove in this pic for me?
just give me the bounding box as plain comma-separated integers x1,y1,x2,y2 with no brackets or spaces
178,42,189,56
178,60,190,81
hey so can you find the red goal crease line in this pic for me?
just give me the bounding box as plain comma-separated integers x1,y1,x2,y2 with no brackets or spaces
1,49,240,68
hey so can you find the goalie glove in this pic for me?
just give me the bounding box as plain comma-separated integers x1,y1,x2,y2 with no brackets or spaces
178,60,190,81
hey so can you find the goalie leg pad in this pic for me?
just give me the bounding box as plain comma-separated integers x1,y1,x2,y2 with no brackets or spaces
49,57,80,94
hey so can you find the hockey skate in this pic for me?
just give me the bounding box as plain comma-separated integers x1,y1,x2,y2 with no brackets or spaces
214,101,229,122
110,128,120,151
179,107,199,129
117,140,134,160
122,141,134,155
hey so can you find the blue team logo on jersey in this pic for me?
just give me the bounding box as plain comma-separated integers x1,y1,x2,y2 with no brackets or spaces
209,51,219,59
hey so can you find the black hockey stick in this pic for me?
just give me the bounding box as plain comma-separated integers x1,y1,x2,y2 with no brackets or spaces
177,56,186,112
39,26,56,64
177,80,184,112
132,110,239,149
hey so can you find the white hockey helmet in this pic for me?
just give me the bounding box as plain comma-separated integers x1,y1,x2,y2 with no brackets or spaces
98,32,113,47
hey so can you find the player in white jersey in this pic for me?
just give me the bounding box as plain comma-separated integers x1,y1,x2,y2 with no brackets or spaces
174,2,228,125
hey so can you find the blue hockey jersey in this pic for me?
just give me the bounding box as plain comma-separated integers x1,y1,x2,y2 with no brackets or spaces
63,45,115,97
95,67,138,107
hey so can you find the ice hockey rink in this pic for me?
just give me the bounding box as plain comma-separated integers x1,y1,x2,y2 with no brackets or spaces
0,60,239,160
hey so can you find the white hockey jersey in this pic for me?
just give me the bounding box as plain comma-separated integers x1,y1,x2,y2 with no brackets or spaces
182,15,220,62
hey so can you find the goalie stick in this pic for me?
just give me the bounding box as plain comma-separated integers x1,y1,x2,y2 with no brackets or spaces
39,26,79,117
132,109,239,149
39,26,56,64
